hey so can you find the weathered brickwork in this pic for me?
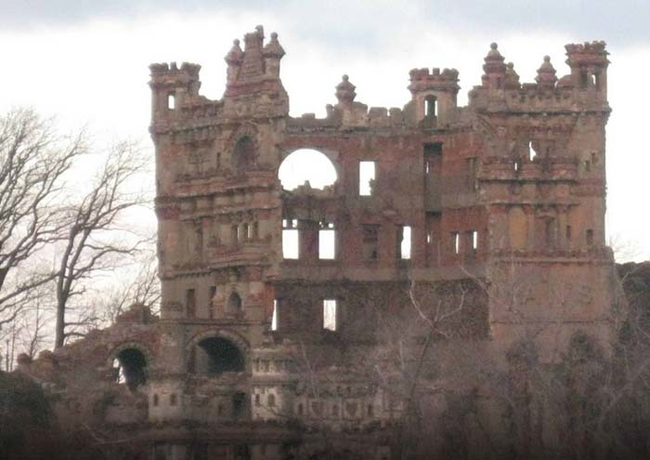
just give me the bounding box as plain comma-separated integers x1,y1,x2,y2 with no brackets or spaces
18,27,618,460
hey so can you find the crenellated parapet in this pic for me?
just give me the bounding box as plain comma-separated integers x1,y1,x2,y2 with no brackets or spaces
407,67,460,126
149,62,202,124
470,42,610,113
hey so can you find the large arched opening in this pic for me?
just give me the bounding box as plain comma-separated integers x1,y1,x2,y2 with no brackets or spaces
190,336,245,376
112,348,148,391
278,149,338,191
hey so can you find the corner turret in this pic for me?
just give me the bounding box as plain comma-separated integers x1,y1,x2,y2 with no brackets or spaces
149,62,202,124
565,41,609,99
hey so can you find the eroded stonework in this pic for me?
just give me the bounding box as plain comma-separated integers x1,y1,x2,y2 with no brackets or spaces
19,27,618,460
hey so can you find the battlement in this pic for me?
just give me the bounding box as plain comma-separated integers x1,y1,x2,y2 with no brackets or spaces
565,41,609,59
408,67,460,93
149,61,201,85
470,41,610,111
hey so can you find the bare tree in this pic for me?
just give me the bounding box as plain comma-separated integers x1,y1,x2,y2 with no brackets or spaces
54,141,149,348
0,108,85,330
70,246,160,334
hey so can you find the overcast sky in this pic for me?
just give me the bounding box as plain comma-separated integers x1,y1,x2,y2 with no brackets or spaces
1,1,647,261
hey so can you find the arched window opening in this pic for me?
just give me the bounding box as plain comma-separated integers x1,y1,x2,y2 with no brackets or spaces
278,149,337,191
233,136,256,172
227,292,242,314
112,348,147,391
425,95,437,118
167,93,175,110
193,337,245,376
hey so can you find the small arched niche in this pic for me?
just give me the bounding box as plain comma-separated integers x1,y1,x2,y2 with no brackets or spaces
112,348,147,391
227,291,242,315
191,337,245,376
278,149,337,191
232,136,256,172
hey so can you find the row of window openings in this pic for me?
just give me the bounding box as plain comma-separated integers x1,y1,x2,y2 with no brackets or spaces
254,394,376,418
283,222,412,261
186,295,338,331
451,230,479,254
184,287,238,318
231,222,259,244
271,299,337,332
295,401,375,418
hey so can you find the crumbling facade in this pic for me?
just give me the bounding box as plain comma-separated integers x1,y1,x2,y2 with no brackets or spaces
20,27,619,460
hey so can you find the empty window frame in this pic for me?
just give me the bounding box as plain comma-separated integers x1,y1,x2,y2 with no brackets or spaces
471,230,478,250
282,219,299,259
231,225,239,246
209,286,217,319
425,95,437,118
319,221,336,260
452,232,460,254
323,299,338,331
362,224,380,260
271,299,279,331
186,289,196,318
466,157,477,190
423,143,443,174
397,225,412,260
528,141,538,161
167,93,175,110
359,161,376,196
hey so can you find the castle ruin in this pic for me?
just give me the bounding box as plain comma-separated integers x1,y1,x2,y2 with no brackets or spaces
19,26,619,460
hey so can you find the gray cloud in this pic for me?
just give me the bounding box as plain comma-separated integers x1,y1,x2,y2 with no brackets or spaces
3,0,648,47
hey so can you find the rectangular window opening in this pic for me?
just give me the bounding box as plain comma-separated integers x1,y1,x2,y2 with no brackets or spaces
167,93,175,110
467,157,477,190
471,230,478,250
566,225,572,240
209,286,217,319
586,229,594,246
319,222,336,260
271,299,279,331
282,219,299,259
186,289,196,318
398,225,412,260
362,224,379,260
425,96,437,118
453,232,460,254
423,143,442,175
231,225,239,246
359,161,376,196
323,299,337,331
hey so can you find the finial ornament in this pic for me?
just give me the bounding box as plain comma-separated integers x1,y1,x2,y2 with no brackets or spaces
336,74,356,104
536,55,558,89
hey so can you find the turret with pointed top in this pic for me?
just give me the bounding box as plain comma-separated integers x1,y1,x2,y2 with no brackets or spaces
482,42,507,90
263,32,286,77
536,56,558,90
225,39,244,84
